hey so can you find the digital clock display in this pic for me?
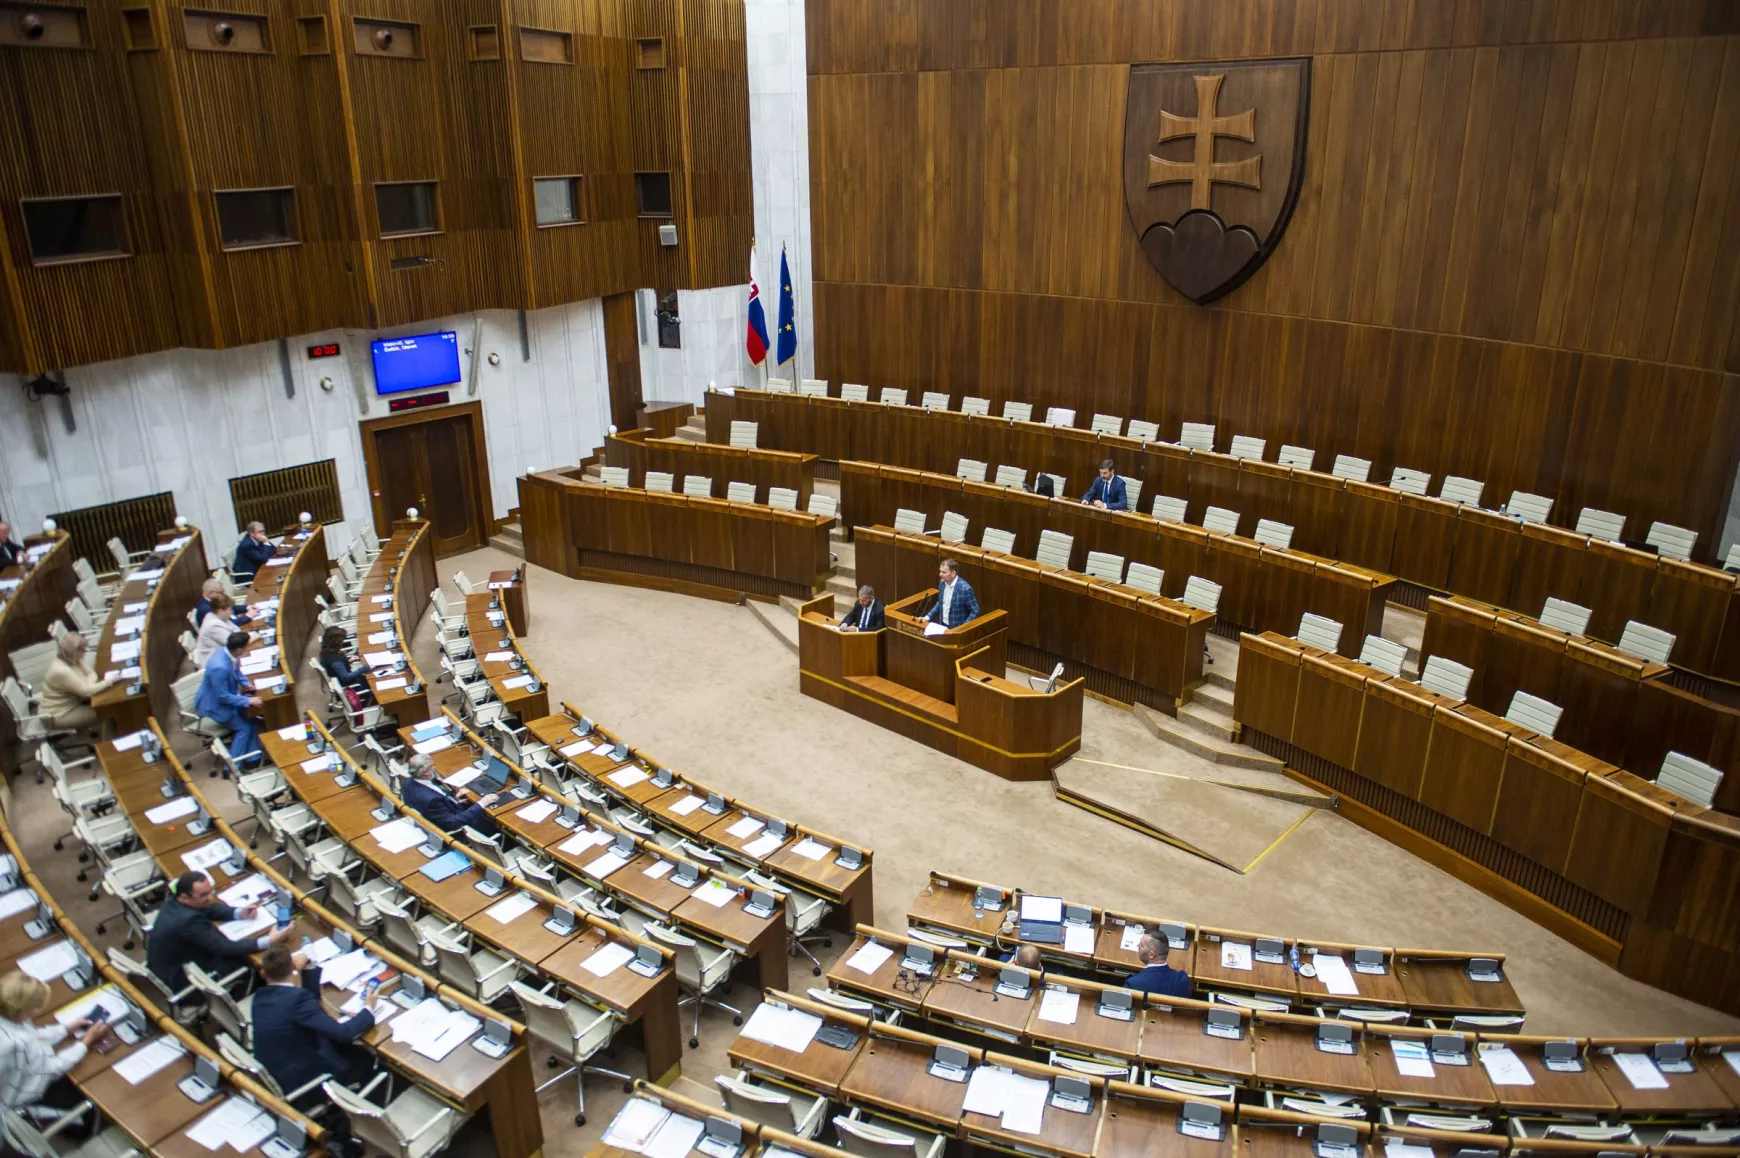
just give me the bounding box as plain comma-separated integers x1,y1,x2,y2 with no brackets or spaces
307,343,341,359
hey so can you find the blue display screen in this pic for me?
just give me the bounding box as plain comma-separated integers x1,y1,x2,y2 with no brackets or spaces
371,331,461,395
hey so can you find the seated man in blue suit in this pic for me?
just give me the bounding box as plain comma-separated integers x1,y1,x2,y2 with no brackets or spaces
925,559,980,629
838,585,885,632
401,753,500,835
195,631,262,765
1081,458,1128,511
252,943,377,1097
231,521,277,579
1124,934,1191,998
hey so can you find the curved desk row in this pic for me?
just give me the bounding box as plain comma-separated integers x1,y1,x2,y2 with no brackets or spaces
92,526,206,737
358,520,437,728
604,429,819,508
0,800,329,1155
233,523,330,732
843,464,1391,663
517,471,834,601
705,389,1740,685
1232,631,1740,1018
0,532,77,772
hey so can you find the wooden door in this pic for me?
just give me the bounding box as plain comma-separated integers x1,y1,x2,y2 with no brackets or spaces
362,402,491,556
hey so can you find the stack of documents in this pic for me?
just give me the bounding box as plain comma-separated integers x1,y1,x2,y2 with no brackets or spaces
603,1099,706,1158
1311,953,1359,996
1061,925,1094,954
109,640,142,663
322,949,383,991
113,1037,185,1085
558,828,612,856
1118,924,1144,951
111,615,145,637
277,723,309,742
608,766,648,788
726,817,764,840
742,831,785,859
144,797,198,826
390,998,480,1061
502,674,535,689
1612,1053,1668,1090
181,839,235,874
582,942,634,977
1476,1045,1534,1086
0,889,37,919
962,1065,1049,1134
669,795,706,816
741,1003,823,1053
1391,1039,1436,1078
219,874,274,909
413,734,454,755
185,1097,275,1153
371,817,425,854
689,879,737,908
112,730,150,752
18,940,79,983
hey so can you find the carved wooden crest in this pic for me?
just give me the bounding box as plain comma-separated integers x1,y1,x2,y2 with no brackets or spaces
1124,59,1311,304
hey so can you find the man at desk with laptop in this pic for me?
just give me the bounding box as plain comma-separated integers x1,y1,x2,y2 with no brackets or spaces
925,560,980,630
402,752,501,836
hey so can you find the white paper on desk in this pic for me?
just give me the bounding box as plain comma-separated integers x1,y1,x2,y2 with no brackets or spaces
239,657,275,676
123,601,148,614
218,911,273,941
742,832,784,859
1477,1045,1534,1086
644,1112,706,1158
112,729,149,752
1312,953,1359,996
322,949,380,991
0,888,38,919
365,631,394,645
253,675,287,694
790,837,831,861
726,816,764,840
266,556,292,567
1726,1049,1740,1078
1385,1144,1436,1158
609,766,647,788
583,942,635,977
114,1036,185,1084
413,735,454,755
218,873,273,909
368,612,392,623
53,985,125,1029
559,741,591,758
1037,988,1080,1025
846,940,893,974
923,621,948,637
643,860,674,880
112,615,145,636
109,640,141,662
963,1066,1015,1116
1118,924,1145,951
603,1099,670,1151
181,839,235,874
691,879,737,908
1219,941,1253,971
300,755,338,775
559,828,611,855
371,817,425,854
363,650,401,667
414,1010,480,1062
1000,1079,1048,1135
741,1002,823,1053
484,650,514,662
1613,1052,1669,1090
301,937,341,965
1391,1040,1436,1079
389,998,450,1044
18,940,78,982
444,766,483,789
516,798,559,824
371,595,392,605
187,1097,273,1152
1062,924,1094,954
502,674,535,690
669,794,705,816
584,851,629,879
376,676,408,691
485,892,539,925
276,723,308,741
145,796,198,825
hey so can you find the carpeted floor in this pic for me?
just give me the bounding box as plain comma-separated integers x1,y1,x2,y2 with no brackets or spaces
10,544,1736,1157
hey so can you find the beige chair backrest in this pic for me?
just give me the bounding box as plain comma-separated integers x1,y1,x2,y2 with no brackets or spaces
922,391,950,410
1576,507,1626,541
1439,475,1485,506
1035,530,1074,569
980,527,1016,555
939,511,969,543
1505,690,1563,738
1253,519,1293,549
807,493,838,518
893,508,927,535
1125,562,1164,595
1181,576,1221,614
1617,620,1675,664
1539,597,1592,636
767,487,799,511
840,383,869,402
599,465,630,488
1044,406,1076,428
1646,521,1697,562
1083,551,1124,582
956,458,988,482
1179,422,1215,451
1419,655,1473,701
1659,752,1723,808
1001,400,1033,423
1125,418,1160,442
1202,506,1241,535
765,377,793,393
1389,466,1430,496
682,475,713,498
1090,413,1123,436
1297,613,1344,652
1331,454,1372,482
726,481,758,504
716,1074,801,1131
645,471,674,493
799,378,829,397
729,420,758,448
1229,434,1266,461
1506,491,1552,523
1278,444,1315,470
1359,634,1406,676
1151,494,1188,523
1122,477,1144,511
879,388,908,406
993,464,1027,489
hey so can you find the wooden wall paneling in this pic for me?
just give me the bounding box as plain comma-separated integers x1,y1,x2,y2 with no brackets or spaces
1563,770,1672,915
1292,652,1367,770
673,0,751,289
602,288,643,431
1491,740,1587,874
625,0,685,291
1352,679,1435,799
1418,708,1508,835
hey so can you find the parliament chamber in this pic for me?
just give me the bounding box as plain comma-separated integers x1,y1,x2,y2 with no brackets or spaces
5,0,1740,1155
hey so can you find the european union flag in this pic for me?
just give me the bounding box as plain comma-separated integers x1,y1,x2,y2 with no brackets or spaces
776,246,796,366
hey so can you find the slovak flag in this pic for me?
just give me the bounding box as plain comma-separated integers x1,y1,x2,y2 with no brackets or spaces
745,246,770,366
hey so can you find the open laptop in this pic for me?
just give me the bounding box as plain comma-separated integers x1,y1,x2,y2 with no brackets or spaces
1017,894,1064,944
475,756,513,794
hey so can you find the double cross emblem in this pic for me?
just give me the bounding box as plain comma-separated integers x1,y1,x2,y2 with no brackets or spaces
1146,74,1262,210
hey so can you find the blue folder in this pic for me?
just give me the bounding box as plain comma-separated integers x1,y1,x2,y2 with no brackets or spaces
419,850,471,882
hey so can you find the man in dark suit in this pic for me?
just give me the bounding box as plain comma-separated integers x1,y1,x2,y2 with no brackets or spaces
0,519,24,570
1124,934,1191,998
251,943,377,1097
1081,459,1128,511
839,585,885,632
147,872,293,996
401,753,500,835
231,521,277,578
925,559,981,629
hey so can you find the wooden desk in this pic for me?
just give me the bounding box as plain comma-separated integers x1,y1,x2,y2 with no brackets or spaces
905,874,1009,945
80,1045,208,1148
1367,1030,1496,1108
826,931,934,1013
93,526,204,735
0,533,77,775
1136,1000,1254,1081
1024,979,1142,1062
1394,955,1525,1018
920,958,1035,1043
359,520,435,728
726,991,867,1096
1098,1083,1236,1158
838,1031,978,1130
1191,931,1300,1002
961,1054,1101,1158
605,428,818,509
232,524,329,731
1293,945,1408,1008
1588,1046,1738,1114
464,593,549,722
1250,1014,1375,1096
1477,1039,1617,1114
485,567,529,635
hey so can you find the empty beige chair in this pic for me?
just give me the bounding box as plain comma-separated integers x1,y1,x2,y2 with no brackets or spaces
879,387,908,406
799,378,829,397
956,458,988,482
1418,655,1473,701
939,511,969,543
1126,418,1160,442
1576,507,1626,541
682,475,713,498
1506,491,1552,523
765,377,793,393
994,464,1027,489
767,487,799,511
1726,543,1740,570
1253,519,1294,549
807,493,838,518
511,981,630,1127
729,420,758,448
1658,752,1723,808
981,527,1016,554
1539,597,1592,636
599,465,630,488
645,471,674,493
1179,422,1215,451
960,396,990,416
1359,634,1407,676
1122,477,1144,511
834,1113,947,1158
1229,434,1266,461
1505,690,1563,738
323,1077,471,1158
921,391,950,410
1439,475,1485,506
1084,551,1124,582
1389,466,1431,496
646,922,740,1049
1152,494,1188,523
1332,454,1372,482
1181,576,1221,614
1202,506,1241,535
893,508,928,535
715,1073,828,1139
1617,620,1676,664
840,383,869,402
1125,562,1164,595
431,931,520,1003
1297,613,1344,652
1090,413,1123,436
1646,521,1697,562
1278,444,1316,470
1035,530,1074,568
726,481,758,504
1002,400,1033,422
1044,406,1076,427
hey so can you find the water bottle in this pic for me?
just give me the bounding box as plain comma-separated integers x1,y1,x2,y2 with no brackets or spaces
1289,945,1302,973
